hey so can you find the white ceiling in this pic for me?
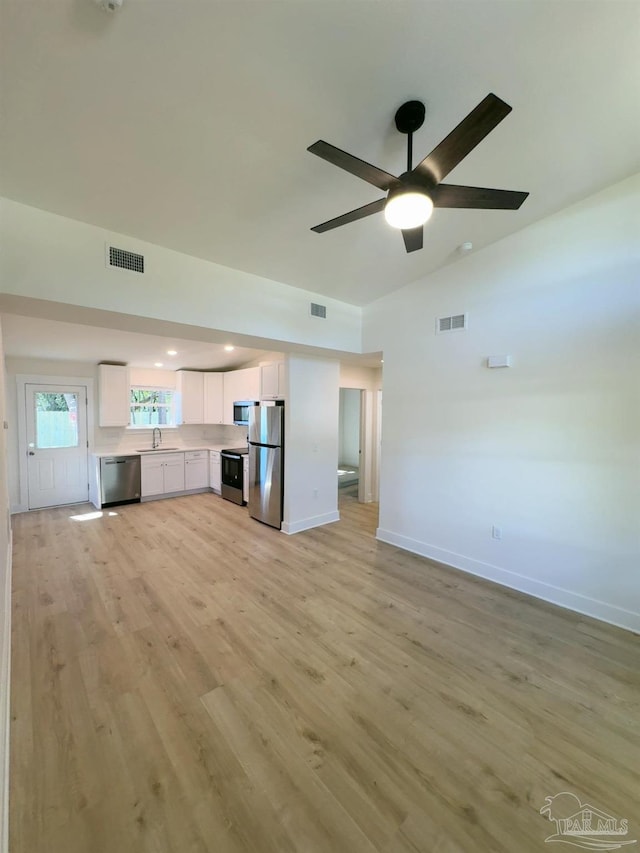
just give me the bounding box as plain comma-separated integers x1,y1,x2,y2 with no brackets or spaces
0,314,277,370
1,1,638,306
0,308,384,370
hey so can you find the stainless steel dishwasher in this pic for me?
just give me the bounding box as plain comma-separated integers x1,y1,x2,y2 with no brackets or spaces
100,455,141,507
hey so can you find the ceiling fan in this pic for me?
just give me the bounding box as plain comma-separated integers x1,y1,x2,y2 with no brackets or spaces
307,93,529,253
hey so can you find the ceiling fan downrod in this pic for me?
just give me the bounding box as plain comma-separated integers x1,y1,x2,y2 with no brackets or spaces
394,100,426,175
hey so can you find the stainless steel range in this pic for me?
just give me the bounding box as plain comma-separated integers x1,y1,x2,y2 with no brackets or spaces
220,447,248,505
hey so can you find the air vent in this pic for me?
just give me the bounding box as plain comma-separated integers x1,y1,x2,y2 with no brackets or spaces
107,245,144,273
437,313,467,334
310,302,327,319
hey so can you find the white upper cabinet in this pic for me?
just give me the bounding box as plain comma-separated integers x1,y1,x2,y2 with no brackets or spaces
236,367,260,402
222,367,260,423
222,372,236,425
176,370,204,424
98,364,130,427
203,373,224,424
260,361,286,400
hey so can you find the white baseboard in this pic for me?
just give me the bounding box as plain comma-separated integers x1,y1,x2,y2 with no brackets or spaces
376,528,640,634
141,487,209,503
282,510,340,535
0,533,12,853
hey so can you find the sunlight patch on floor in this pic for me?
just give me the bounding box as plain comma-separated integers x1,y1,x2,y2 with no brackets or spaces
69,510,119,522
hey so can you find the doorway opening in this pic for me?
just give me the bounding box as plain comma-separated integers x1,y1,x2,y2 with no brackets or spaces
338,388,362,499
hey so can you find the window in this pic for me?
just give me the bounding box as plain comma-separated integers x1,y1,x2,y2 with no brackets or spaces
35,391,79,448
130,388,176,428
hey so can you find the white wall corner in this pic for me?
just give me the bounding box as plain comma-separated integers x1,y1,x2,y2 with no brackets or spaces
281,511,340,535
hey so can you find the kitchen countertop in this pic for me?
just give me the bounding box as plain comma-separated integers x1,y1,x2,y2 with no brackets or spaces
92,444,247,458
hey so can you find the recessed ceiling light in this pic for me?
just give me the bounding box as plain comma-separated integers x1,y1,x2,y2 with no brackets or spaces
224,345,235,352
167,349,177,356
154,362,163,367
458,241,473,254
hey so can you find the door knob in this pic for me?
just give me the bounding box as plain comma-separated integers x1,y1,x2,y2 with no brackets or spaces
28,451,35,456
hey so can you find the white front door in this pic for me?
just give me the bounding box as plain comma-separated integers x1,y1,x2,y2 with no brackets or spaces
26,383,89,509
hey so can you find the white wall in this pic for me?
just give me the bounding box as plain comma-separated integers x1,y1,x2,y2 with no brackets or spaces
0,322,11,852
339,388,360,467
283,356,340,534
0,198,362,354
339,364,382,391
364,173,640,632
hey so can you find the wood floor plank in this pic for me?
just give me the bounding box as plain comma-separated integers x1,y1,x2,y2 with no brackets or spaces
10,492,640,852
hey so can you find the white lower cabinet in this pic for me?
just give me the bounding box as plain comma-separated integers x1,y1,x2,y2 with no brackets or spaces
141,456,164,497
163,456,186,493
209,451,221,493
141,453,185,497
185,450,208,490
140,449,227,501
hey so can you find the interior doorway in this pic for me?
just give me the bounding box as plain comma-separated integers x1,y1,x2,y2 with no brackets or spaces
338,388,362,500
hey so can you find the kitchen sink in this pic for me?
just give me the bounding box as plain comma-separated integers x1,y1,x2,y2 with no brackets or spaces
136,447,180,452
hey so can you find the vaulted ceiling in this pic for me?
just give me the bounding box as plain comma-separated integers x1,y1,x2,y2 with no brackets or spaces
1,0,638,306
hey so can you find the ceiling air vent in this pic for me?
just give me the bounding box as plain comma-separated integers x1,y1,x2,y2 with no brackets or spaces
310,302,327,319
107,245,144,274
437,313,468,334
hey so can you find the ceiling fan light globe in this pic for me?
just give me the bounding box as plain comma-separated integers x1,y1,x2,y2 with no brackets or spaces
384,192,433,230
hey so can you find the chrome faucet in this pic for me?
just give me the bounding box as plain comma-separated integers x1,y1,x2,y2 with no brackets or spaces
152,427,162,449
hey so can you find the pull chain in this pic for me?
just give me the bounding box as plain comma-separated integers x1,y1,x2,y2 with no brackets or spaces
407,132,413,173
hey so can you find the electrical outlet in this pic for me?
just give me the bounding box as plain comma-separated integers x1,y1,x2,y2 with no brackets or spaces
492,525,502,540
313,489,318,499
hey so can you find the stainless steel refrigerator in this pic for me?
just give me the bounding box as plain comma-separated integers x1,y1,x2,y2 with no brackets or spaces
248,402,284,529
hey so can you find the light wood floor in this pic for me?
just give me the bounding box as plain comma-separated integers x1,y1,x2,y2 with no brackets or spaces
10,493,640,852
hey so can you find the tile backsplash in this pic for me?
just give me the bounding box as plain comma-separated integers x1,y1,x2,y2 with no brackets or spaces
94,423,248,453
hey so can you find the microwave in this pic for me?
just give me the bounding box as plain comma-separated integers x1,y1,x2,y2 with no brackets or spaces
233,401,258,427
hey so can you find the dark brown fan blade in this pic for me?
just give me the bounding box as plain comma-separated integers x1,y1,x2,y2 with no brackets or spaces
308,140,400,191
414,93,512,185
402,226,423,253
432,183,529,209
311,198,386,233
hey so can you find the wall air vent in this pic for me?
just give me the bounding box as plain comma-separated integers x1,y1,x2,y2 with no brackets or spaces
107,245,144,273
437,313,468,334
310,302,327,319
